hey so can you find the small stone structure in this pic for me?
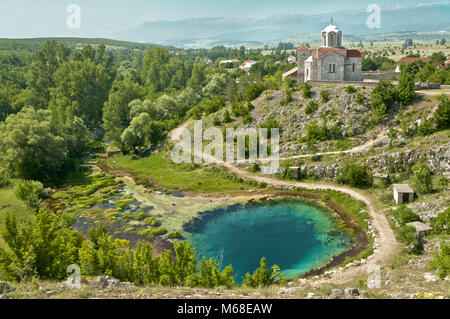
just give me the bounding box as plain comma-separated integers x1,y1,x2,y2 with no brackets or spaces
288,167,301,179
373,173,389,183
405,221,433,238
393,184,415,205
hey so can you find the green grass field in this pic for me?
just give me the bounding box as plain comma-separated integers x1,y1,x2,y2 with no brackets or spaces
108,152,260,193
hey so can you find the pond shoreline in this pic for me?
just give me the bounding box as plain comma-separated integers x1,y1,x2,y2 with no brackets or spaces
182,190,370,280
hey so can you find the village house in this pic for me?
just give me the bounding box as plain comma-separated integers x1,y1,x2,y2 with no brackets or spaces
395,57,430,73
288,55,297,63
393,184,415,205
203,58,213,66
240,60,257,71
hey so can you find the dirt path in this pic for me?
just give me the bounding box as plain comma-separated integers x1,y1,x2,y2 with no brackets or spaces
171,121,399,284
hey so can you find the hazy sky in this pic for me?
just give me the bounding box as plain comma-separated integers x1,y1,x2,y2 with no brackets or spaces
0,0,448,38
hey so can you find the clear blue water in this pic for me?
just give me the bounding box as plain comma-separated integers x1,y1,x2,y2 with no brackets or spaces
187,200,353,283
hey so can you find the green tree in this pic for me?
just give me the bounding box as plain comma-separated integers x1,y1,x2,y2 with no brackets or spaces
429,243,450,279
391,206,420,225
434,94,450,130
412,163,433,194
242,257,277,288
430,208,450,235
25,41,71,109
337,160,373,188
15,180,46,210
50,59,114,128
0,107,66,181
103,77,143,146
0,209,83,281
196,257,235,288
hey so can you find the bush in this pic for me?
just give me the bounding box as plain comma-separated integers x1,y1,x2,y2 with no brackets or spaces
302,83,312,98
0,172,11,189
337,161,373,188
355,92,365,104
430,208,450,234
243,114,253,124
434,94,450,130
242,257,277,288
244,83,265,102
412,163,433,194
222,110,232,123
320,90,330,103
15,180,47,210
396,225,419,247
429,242,450,279
345,86,356,94
0,209,83,281
212,115,221,126
436,176,448,192
305,101,319,114
417,118,435,136
391,206,420,225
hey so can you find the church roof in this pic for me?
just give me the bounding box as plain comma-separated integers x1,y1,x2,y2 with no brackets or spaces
310,47,362,59
322,24,341,33
298,45,311,51
347,49,363,58
397,57,429,64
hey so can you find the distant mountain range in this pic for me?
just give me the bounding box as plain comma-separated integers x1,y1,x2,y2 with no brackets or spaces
111,3,450,48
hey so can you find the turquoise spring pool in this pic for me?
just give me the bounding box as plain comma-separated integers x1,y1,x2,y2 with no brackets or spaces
185,200,353,282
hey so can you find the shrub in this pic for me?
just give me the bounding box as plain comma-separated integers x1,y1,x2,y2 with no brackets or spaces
396,225,419,247
337,161,373,188
145,217,161,227
0,172,11,189
320,90,330,103
15,180,47,210
243,114,253,124
302,83,312,98
391,206,420,225
305,101,319,114
436,176,448,192
345,86,356,94
242,257,277,288
412,163,433,194
430,208,450,234
429,242,450,279
167,232,182,239
244,83,265,102
417,118,435,136
434,94,450,130
212,115,221,126
222,110,232,123
355,92,365,104
196,257,235,289
0,209,83,281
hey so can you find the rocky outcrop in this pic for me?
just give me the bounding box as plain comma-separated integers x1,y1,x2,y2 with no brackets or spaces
366,143,450,175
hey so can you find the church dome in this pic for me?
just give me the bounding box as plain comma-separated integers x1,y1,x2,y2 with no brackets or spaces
322,24,341,33
321,20,342,47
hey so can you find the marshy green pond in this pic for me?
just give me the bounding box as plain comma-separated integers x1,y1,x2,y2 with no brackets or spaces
185,200,353,282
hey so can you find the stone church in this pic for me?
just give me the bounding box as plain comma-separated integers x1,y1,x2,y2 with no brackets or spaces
297,21,362,83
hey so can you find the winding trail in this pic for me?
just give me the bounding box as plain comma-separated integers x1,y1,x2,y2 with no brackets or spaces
171,120,399,284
